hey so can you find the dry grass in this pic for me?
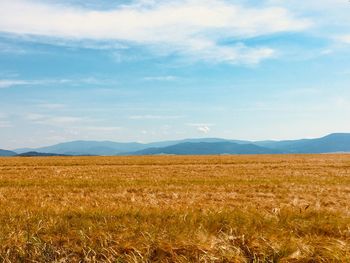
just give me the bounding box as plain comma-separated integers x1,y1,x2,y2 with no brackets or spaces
0,155,350,262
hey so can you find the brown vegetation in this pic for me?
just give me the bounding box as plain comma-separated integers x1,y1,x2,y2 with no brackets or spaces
0,155,349,262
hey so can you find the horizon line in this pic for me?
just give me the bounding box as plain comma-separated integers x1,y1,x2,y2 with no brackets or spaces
6,132,349,151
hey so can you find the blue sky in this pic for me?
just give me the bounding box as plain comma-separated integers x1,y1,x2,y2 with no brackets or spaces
0,0,350,149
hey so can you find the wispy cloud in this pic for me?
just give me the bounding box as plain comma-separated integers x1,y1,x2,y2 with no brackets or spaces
24,113,46,121
23,113,123,132
0,0,311,64
266,0,349,34
22,113,124,144
0,78,68,88
0,79,30,88
47,116,83,125
266,0,350,54
333,96,350,110
24,113,84,125
84,126,122,132
187,123,214,127
335,35,350,45
0,77,118,89
0,120,12,128
0,113,12,128
5,35,129,51
0,41,27,54
129,115,184,120
37,103,66,109
143,75,177,81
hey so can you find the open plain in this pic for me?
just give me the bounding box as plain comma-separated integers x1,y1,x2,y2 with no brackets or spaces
0,155,350,262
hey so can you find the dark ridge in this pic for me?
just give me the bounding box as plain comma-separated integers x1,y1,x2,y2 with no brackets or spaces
128,142,284,155
16,151,71,157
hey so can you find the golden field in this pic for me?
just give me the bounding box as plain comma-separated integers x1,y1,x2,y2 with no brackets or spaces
0,155,350,262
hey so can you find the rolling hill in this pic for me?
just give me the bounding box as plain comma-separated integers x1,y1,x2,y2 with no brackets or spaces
14,138,249,156
0,149,16,156
254,133,350,153
8,133,350,156
15,141,145,156
129,142,283,155
16,151,71,157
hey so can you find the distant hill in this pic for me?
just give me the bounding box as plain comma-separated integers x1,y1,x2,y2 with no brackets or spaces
10,133,350,156
14,138,249,156
16,151,70,157
15,141,145,156
0,149,16,156
129,142,283,155
254,133,350,153
146,138,250,148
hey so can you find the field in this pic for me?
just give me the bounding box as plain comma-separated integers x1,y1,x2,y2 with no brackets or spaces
0,155,350,262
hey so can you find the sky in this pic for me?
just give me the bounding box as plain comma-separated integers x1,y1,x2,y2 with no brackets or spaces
0,0,350,149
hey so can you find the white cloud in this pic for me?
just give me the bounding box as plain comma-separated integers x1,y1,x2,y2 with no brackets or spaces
187,123,213,134
266,0,350,51
197,126,210,134
0,0,311,64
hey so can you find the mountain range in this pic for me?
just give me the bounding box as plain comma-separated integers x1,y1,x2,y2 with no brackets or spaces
1,133,350,156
